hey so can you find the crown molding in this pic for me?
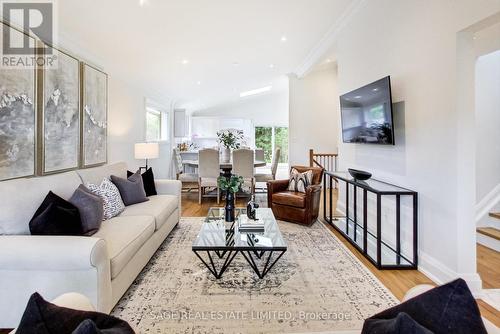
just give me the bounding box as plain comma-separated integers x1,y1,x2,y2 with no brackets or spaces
293,0,367,78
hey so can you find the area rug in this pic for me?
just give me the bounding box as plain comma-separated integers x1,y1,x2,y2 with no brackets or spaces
112,218,398,333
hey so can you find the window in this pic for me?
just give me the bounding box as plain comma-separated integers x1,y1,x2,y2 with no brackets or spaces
255,126,289,163
146,106,165,142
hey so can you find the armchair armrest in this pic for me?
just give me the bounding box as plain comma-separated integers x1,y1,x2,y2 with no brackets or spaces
0,236,111,328
267,179,289,193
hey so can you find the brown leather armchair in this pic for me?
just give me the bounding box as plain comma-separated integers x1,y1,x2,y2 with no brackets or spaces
267,166,324,226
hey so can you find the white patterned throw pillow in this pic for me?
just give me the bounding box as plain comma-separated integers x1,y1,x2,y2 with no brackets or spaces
87,178,125,220
288,168,313,193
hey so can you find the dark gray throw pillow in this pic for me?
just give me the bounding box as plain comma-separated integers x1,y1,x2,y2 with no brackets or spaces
69,184,104,235
111,171,149,206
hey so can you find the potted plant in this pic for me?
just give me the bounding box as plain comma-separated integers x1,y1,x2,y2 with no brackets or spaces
217,129,244,163
217,174,243,222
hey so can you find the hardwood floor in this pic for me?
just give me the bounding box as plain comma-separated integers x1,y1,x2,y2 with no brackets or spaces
477,243,500,289
181,189,500,327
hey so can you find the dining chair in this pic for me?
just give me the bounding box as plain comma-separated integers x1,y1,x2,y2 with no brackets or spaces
255,148,280,183
173,148,198,192
198,148,220,204
232,148,255,196
255,148,265,162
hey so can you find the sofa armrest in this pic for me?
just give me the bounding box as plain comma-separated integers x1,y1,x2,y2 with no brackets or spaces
155,179,182,218
0,236,111,328
0,236,107,271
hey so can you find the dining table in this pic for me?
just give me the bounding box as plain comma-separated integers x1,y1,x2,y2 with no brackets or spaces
182,159,267,178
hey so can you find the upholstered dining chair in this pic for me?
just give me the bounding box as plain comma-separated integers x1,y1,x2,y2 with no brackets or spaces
232,148,255,196
267,166,324,225
173,148,198,191
198,148,220,204
254,148,265,162
255,148,281,184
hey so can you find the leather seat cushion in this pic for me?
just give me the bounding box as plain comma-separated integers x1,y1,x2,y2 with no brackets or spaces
94,216,155,279
272,191,306,208
119,195,177,230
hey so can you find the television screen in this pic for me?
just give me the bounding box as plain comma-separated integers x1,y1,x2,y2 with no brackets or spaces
340,76,394,145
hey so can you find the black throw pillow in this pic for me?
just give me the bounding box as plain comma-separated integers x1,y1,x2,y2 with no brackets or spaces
29,191,83,236
127,167,157,196
16,292,135,334
362,279,487,334
363,312,433,334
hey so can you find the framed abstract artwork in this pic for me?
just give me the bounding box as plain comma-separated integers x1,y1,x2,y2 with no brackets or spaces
0,23,37,181
81,63,108,167
41,48,80,174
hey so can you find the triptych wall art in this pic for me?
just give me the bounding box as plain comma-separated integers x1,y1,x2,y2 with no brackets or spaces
0,21,108,181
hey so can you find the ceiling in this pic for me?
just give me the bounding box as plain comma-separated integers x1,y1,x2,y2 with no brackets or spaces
58,0,352,111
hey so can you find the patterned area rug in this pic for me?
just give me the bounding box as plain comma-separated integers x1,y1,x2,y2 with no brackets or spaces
112,218,398,333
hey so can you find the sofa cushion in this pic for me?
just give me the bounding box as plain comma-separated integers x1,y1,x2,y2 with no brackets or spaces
111,171,149,206
93,216,155,279
29,192,83,236
76,162,127,185
119,195,178,231
272,191,306,208
69,185,104,236
0,171,82,235
87,178,126,220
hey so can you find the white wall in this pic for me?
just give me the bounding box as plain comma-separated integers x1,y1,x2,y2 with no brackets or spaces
331,0,500,290
192,91,289,127
475,50,500,202
107,77,173,179
289,66,339,166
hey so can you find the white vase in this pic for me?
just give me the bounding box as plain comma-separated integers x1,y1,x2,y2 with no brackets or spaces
221,148,231,163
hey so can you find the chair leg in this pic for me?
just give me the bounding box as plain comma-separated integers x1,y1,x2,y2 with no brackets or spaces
217,187,220,204
198,184,202,204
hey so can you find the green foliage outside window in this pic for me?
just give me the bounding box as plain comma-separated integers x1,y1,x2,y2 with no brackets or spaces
254,126,289,163
255,127,273,162
274,127,288,163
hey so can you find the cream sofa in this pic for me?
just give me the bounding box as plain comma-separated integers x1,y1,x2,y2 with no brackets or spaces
0,162,181,329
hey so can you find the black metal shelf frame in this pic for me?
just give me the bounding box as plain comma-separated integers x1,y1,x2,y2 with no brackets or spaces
324,171,418,270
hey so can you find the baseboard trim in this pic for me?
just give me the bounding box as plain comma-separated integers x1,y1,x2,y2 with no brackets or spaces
418,252,482,293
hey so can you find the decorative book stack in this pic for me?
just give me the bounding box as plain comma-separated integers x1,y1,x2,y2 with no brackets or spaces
238,215,264,233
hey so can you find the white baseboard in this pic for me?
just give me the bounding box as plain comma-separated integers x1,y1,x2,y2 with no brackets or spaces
418,251,483,293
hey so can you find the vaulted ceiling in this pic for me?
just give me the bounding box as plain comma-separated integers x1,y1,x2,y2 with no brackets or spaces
58,0,352,110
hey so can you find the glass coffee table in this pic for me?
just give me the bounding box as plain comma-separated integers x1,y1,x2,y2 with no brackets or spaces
192,207,287,279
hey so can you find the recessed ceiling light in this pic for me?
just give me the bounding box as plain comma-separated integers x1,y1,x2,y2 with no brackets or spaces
326,58,332,63
354,95,362,99
197,81,201,85
372,88,379,92
269,64,275,69
139,0,148,6
181,59,189,65
240,86,272,98
280,36,287,42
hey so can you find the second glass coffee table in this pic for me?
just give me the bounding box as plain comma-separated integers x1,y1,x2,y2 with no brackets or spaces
192,207,287,279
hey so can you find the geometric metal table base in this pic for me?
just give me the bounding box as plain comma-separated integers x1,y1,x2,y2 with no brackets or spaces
193,249,286,279
193,250,238,279
241,250,287,279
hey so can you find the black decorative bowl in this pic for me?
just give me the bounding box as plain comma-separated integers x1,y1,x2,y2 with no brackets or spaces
348,168,372,181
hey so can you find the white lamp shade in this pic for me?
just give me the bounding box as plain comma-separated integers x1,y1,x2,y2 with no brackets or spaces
135,143,159,160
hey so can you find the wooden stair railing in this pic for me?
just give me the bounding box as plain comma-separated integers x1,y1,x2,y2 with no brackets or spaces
309,149,338,171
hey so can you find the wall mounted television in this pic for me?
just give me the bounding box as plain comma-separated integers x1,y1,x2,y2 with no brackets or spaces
340,76,395,145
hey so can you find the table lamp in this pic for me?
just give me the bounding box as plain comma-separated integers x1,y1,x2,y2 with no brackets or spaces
135,142,159,170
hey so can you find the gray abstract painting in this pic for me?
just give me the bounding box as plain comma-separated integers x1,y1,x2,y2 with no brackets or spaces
43,49,80,173
0,26,36,181
83,64,107,167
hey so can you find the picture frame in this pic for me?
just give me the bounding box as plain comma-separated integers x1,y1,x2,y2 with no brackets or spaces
81,63,108,168
0,22,37,181
40,47,81,174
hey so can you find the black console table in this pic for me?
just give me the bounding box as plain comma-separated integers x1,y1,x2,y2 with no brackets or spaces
324,171,418,269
